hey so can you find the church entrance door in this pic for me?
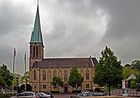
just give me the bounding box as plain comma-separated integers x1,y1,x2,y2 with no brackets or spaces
64,83,68,93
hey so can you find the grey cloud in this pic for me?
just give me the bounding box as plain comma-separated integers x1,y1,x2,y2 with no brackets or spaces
0,1,32,36
1,0,140,74
94,0,140,39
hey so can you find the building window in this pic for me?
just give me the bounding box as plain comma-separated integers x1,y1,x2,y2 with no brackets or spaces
42,70,46,80
86,69,89,80
33,46,35,57
34,85,36,89
86,84,90,88
34,70,37,80
64,69,68,81
53,70,57,77
43,84,46,89
36,46,38,57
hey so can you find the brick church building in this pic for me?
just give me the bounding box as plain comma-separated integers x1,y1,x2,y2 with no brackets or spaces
29,4,98,93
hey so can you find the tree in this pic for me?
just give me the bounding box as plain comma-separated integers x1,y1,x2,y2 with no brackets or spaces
68,66,83,91
123,67,138,79
131,60,140,70
130,79,136,89
13,73,21,86
51,76,63,88
0,76,6,86
124,64,131,68
19,71,29,85
94,46,122,95
0,64,13,87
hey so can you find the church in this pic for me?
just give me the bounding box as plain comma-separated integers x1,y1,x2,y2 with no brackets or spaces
29,4,98,93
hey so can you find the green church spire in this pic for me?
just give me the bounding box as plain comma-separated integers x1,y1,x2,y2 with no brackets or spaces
30,3,43,44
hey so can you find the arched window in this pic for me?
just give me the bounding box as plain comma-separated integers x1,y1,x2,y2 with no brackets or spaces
64,69,68,81
42,70,46,80
36,46,38,57
33,46,35,57
34,70,37,80
53,70,57,77
86,69,89,80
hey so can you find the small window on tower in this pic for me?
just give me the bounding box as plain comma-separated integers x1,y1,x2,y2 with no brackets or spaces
33,46,35,57
36,46,38,57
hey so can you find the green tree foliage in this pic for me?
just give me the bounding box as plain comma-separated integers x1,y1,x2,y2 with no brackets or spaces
19,71,29,85
68,66,83,88
131,60,140,70
0,64,13,87
124,60,140,83
137,74,140,83
0,76,6,86
51,76,63,88
13,73,21,86
124,64,131,68
130,79,136,89
123,67,138,79
94,46,122,95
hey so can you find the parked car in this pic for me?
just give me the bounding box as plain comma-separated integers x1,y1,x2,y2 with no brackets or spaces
38,92,53,98
76,91,92,97
45,92,53,98
17,91,40,98
91,91,105,96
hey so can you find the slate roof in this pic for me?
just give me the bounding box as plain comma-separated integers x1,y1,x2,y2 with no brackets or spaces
32,57,98,68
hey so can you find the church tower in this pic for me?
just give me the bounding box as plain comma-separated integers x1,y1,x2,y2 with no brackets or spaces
29,4,44,67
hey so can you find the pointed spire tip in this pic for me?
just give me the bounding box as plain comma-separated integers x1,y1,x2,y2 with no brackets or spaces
37,0,39,6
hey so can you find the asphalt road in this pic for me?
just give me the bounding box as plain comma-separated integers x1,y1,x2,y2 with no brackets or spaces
11,94,73,98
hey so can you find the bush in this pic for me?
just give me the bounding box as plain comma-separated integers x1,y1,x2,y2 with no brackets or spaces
51,90,60,94
130,80,136,89
0,93,12,98
136,83,140,91
72,90,81,93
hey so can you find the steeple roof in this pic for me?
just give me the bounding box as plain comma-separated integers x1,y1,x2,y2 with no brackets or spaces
30,4,43,44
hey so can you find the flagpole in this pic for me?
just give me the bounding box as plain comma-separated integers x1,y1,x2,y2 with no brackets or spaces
24,51,27,92
13,48,16,93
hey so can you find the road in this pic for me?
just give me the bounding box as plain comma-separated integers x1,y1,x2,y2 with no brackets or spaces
11,94,73,98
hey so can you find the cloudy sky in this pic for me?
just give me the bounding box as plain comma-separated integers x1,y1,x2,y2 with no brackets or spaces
0,0,140,74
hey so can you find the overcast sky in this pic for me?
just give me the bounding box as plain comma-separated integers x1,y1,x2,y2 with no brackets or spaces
0,0,140,74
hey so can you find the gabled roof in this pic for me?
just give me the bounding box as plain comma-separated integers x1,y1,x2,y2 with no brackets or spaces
30,5,43,44
32,57,98,68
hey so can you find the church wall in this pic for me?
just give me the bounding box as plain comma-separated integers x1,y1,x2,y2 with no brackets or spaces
29,66,94,92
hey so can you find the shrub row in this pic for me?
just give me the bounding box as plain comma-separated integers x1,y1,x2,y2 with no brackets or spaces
0,93,12,98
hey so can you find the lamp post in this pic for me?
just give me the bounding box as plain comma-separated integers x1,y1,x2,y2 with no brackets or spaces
12,48,16,93
24,52,27,92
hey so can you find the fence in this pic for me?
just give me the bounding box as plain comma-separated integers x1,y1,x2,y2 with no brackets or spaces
111,89,140,97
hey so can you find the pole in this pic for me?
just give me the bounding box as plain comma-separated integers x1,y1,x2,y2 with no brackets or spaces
13,48,16,93
24,52,27,92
